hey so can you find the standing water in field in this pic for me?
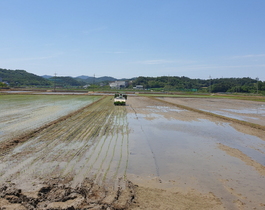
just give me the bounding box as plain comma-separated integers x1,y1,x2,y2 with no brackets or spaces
126,97,265,209
0,95,100,143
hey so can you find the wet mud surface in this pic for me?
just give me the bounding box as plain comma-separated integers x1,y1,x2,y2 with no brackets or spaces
1,96,131,209
159,97,265,126
126,97,265,209
0,95,100,144
1,94,265,209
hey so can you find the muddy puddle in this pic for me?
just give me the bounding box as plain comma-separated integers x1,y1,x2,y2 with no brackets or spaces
126,97,265,209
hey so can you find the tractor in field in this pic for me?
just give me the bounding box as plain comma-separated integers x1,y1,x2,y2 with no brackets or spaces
114,93,127,105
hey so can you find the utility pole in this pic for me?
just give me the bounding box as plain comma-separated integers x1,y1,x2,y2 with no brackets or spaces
53,73,57,92
167,74,170,93
256,77,259,94
209,75,212,94
93,74,95,92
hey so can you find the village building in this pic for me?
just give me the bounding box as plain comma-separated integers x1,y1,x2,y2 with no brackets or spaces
133,85,144,90
109,81,128,89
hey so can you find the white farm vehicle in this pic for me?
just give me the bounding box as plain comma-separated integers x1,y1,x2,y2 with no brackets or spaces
114,93,127,105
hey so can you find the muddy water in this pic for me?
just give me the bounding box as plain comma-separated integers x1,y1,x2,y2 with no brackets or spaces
160,97,265,126
126,97,265,209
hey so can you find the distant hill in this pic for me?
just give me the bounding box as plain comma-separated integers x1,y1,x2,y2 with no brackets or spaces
75,75,91,80
74,76,117,84
41,75,53,79
48,76,85,87
41,75,118,84
40,75,117,86
0,68,51,86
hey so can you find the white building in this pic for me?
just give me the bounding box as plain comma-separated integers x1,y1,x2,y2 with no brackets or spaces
109,81,128,89
133,85,144,90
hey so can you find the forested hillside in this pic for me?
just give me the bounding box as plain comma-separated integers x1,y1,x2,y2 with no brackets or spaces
48,76,85,87
0,68,51,86
74,76,116,84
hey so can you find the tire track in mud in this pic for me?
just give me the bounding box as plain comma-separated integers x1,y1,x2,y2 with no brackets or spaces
0,97,109,180
113,109,127,179
61,99,129,187
103,109,123,184
128,102,161,179
0,96,130,190
124,119,130,179
70,107,120,186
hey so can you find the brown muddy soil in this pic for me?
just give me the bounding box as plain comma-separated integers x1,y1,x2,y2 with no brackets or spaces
0,178,135,210
1,95,265,209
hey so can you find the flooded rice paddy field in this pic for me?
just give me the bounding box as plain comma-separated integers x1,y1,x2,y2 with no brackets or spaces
160,97,265,126
0,94,100,143
0,94,265,209
126,97,265,209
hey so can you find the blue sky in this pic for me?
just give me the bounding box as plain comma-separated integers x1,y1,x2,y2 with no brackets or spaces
1,0,265,81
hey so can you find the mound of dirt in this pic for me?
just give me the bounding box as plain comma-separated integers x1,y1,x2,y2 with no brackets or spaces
0,178,136,210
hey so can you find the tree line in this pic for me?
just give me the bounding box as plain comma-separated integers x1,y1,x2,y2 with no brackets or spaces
131,76,265,94
1,68,265,94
